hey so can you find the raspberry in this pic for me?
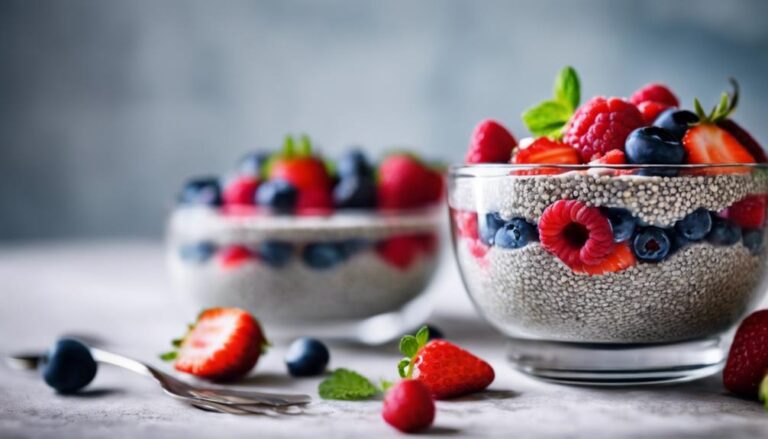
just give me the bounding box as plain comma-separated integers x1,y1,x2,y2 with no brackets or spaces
724,310,768,398
629,83,679,107
563,97,645,162
723,195,766,229
466,119,517,164
222,177,260,206
636,101,672,125
218,245,254,269
538,199,615,269
453,210,479,240
382,380,435,433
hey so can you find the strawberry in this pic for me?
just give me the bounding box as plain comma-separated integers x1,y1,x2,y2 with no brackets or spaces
218,245,254,269
723,310,768,398
376,235,426,270
382,380,435,433
589,149,626,165
466,119,517,164
377,154,443,210
295,187,334,215
636,101,673,125
718,119,768,163
629,83,679,107
397,326,494,400
572,242,636,275
267,135,333,191
723,195,766,229
563,97,645,162
163,308,268,382
452,210,480,240
222,177,260,206
512,137,582,175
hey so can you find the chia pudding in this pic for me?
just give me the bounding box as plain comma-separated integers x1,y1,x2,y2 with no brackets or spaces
449,168,768,344
168,207,441,324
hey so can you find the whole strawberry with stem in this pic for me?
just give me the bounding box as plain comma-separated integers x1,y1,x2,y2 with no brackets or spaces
267,134,334,191
396,326,494,399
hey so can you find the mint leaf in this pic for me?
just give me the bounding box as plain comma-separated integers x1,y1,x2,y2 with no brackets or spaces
415,326,429,346
318,368,379,401
399,335,419,358
522,100,572,138
554,66,580,112
159,351,177,361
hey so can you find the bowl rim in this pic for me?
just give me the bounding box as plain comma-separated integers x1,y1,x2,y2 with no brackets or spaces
449,163,768,176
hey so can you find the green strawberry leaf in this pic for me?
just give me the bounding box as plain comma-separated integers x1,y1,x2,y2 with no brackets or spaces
522,100,572,138
397,358,411,378
159,351,177,361
399,335,419,358
318,368,379,400
554,66,580,112
693,78,740,124
297,134,312,156
415,326,430,346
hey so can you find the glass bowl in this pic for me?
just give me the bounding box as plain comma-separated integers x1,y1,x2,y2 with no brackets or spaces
167,207,441,344
448,163,768,385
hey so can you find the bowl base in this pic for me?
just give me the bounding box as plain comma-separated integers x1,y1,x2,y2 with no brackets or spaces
507,336,727,386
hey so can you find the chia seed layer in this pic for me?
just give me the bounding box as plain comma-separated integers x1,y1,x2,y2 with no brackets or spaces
456,240,768,343
450,172,768,226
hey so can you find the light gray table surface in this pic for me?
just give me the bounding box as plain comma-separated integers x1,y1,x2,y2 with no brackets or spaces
1,241,768,438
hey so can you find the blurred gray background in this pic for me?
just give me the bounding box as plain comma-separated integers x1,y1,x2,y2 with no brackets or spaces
1,0,767,241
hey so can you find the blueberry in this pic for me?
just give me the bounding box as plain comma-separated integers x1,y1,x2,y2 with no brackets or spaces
478,212,505,246
256,179,297,213
179,241,217,264
674,208,712,241
603,208,636,243
303,242,347,269
625,127,685,176
42,338,98,394
653,109,700,142
743,228,765,254
339,239,369,257
632,227,671,262
237,151,270,178
285,337,330,377
333,175,377,209
257,241,294,267
337,149,374,178
494,218,537,249
178,177,222,206
667,228,691,255
706,217,742,246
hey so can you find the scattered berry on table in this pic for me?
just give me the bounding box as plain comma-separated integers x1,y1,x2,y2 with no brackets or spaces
178,177,222,206
223,177,260,206
218,245,254,269
478,212,506,246
256,179,298,213
539,200,615,269
494,218,538,249
629,83,680,108
466,119,517,164
603,207,637,243
285,337,330,377
742,229,765,254
723,195,766,229
723,310,768,398
707,216,742,246
632,227,671,262
382,379,436,433
165,307,267,382
563,96,645,162
179,241,217,264
43,338,98,394
674,208,713,241
652,109,699,142
302,242,348,270
257,241,294,268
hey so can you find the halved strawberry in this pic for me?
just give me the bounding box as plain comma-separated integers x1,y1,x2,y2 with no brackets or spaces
512,137,581,175
572,242,636,275
165,308,268,382
682,124,755,173
718,119,768,163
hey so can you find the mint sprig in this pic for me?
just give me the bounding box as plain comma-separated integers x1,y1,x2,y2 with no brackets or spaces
397,325,431,379
522,66,581,139
318,368,380,400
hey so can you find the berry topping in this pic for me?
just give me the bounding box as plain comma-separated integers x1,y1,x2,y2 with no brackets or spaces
653,109,700,142
625,127,686,166
563,97,645,162
494,218,538,249
629,83,680,107
222,177,260,206
377,154,443,210
337,149,374,178
724,310,768,398
256,179,298,213
179,241,217,264
603,207,636,243
512,137,581,174
718,119,768,163
179,177,222,206
683,124,755,170
397,326,494,399
237,151,270,179
295,187,334,214
466,119,517,164
722,195,766,229
382,380,436,433
632,227,671,262
333,175,377,209
268,135,333,191
478,212,506,246
218,245,254,269
285,337,330,377
256,241,294,268
43,338,98,394
589,149,627,165
164,307,268,382
706,216,742,246
572,242,636,275
743,229,765,254
674,208,713,241
538,200,615,269
302,242,348,270
636,101,673,125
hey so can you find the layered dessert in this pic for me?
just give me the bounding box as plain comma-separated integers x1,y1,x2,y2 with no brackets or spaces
168,135,443,329
449,67,768,344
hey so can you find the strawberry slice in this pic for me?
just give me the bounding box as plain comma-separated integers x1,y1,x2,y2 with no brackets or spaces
512,137,581,175
589,149,626,165
168,308,267,381
682,124,755,173
718,119,768,163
